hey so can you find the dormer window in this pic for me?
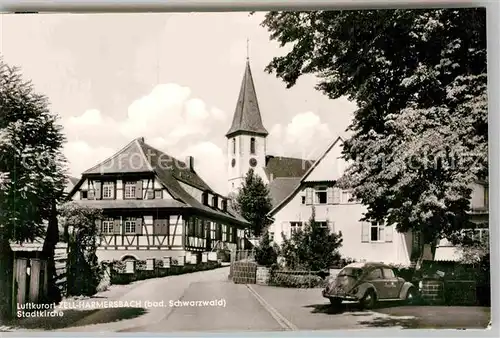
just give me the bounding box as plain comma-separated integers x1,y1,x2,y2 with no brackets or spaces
202,191,209,205
212,195,219,208
221,199,228,212
250,137,256,154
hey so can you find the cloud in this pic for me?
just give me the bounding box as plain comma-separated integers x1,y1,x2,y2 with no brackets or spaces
64,140,115,178
268,111,333,160
63,83,229,193
180,142,227,194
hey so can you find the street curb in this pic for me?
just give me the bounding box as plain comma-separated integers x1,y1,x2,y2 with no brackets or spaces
245,284,298,331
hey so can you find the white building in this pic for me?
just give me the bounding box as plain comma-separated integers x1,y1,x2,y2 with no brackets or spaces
225,58,489,265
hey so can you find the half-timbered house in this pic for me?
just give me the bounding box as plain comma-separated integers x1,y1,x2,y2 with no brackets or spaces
67,137,250,262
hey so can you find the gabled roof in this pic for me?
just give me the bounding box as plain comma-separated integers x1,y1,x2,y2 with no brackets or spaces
268,177,301,208
71,138,249,227
264,155,314,180
226,59,268,138
268,136,345,216
83,138,154,174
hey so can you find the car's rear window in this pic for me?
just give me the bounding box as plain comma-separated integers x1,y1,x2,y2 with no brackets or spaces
337,267,362,278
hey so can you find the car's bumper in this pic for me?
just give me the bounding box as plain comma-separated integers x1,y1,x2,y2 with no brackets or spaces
322,289,359,301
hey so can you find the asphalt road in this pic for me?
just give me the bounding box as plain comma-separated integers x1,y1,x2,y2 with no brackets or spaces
38,266,489,333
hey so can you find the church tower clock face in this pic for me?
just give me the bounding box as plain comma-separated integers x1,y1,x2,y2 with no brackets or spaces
231,158,236,167
249,157,257,167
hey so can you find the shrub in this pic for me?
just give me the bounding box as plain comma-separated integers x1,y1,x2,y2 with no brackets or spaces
255,231,278,267
269,272,326,288
280,207,343,271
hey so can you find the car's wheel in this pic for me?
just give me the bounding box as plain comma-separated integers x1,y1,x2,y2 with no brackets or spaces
329,297,342,307
405,287,418,305
360,289,376,309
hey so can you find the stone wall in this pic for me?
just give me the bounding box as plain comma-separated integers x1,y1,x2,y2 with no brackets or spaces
232,261,257,284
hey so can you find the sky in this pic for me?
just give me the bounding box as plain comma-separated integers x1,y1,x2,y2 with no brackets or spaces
0,12,357,195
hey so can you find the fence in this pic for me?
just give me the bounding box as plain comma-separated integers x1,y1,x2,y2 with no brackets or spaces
54,243,68,297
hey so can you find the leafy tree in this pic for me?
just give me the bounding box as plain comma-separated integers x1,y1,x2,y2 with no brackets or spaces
280,207,343,271
255,230,279,267
0,59,67,319
236,169,273,237
259,9,487,257
60,202,104,297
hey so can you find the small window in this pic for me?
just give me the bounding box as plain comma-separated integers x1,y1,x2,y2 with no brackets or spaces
367,268,383,280
124,181,136,199
269,232,274,241
154,189,163,199
146,190,154,199
250,137,256,155
316,221,328,228
290,221,303,233
124,218,136,234
80,191,88,199
102,181,115,199
314,186,328,204
102,219,114,234
232,138,236,155
370,221,384,241
301,196,306,204
383,268,396,279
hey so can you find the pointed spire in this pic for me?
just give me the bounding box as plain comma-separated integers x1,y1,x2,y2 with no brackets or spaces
225,58,269,138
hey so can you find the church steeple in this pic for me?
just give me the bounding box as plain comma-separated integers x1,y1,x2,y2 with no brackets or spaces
225,59,268,138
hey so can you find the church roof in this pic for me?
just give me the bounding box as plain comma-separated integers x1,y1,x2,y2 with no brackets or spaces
268,136,345,216
268,177,302,208
226,60,268,138
71,137,249,227
264,155,314,180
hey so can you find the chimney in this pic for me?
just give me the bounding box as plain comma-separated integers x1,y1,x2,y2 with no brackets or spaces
137,137,145,143
185,156,194,171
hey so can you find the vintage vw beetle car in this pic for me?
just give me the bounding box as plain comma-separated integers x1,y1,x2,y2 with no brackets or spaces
322,262,418,309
